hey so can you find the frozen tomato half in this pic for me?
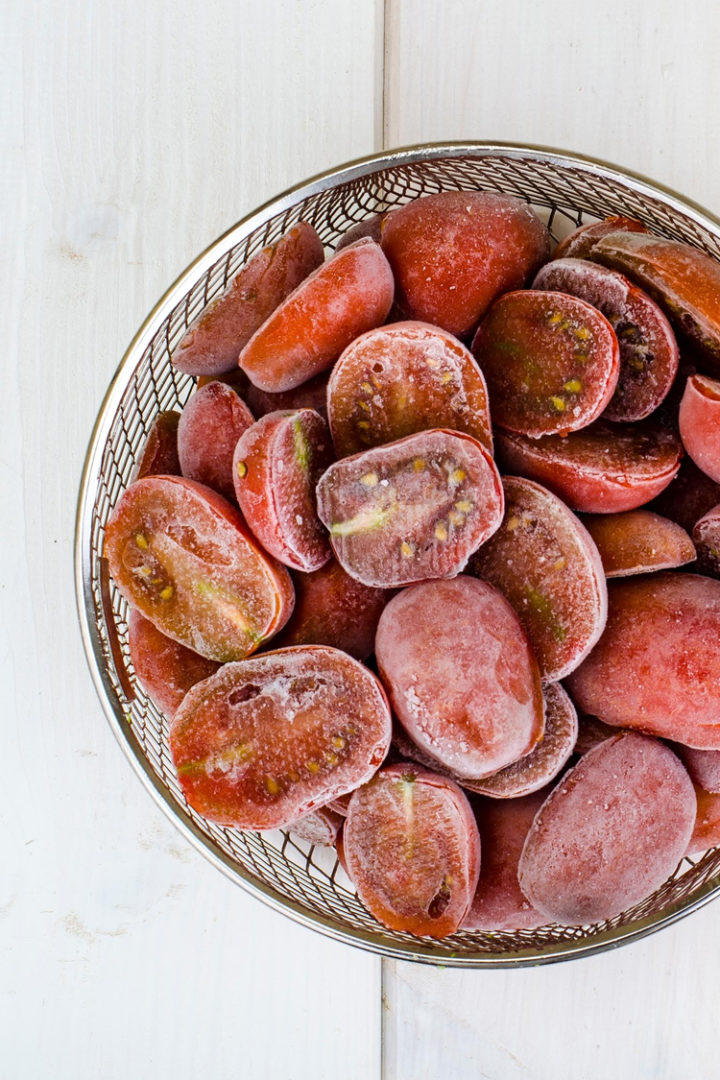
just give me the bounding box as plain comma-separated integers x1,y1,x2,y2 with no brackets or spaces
679,373,720,484
233,409,334,572
172,222,324,376
582,509,696,577
169,646,392,829
344,763,481,938
551,215,648,261
687,788,720,856
462,790,548,932
592,232,720,374
532,258,679,422
467,683,578,799
518,733,696,924
375,577,544,780
128,609,220,718
566,573,720,748
316,429,503,588
381,190,550,337
693,503,720,577
495,419,682,514
469,476,607,681
472,290,619,437
327,321,492,458
272,559,391,661
239,238,395,393
104,475,294,662
131,411,181,481
177,381,255,501
287,806,344,846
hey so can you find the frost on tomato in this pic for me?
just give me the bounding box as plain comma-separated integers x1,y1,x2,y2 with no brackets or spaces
239,239,395,393
128,609,220,718
518,733,695,924
469,476,607,681
381,191,550,337
693,503,720,577
533,258,679,422
495,419,682,514
344,763,481,938
375,577,544,780
104,475,294,662
566,574,720,748
468,684,578,799
316,429,503,588
678,373,720,484
592,232,720,375
233,409,334,572
551,215,648,261
131,411,181,482
472,290,619,437
327,321,492,458
462,790,547,931
177,381,254,501
172,222,324,376
169,646,392,829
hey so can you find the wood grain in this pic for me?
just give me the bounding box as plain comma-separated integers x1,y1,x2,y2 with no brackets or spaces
4,1,382,1077
384,0,720,215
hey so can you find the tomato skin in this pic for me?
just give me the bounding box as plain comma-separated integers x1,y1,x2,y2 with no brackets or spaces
239,239,395,393
104,474,294,662
172,222,324,377
551,216,648,261
128,609,220,717
381,190,550,337
131,410,181,481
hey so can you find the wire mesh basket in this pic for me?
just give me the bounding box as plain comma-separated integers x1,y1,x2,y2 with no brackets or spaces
75,143,720,966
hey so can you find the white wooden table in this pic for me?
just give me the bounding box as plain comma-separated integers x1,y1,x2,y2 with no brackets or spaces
5,2,720,1076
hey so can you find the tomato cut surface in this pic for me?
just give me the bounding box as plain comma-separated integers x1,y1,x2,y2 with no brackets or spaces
533,258,679,422
327,321,492,457
316,428,503,588
472,290,620,436
469,476,607,681
233,409,334,572
344,763,481,938
169,646,392,829
104,475,294,662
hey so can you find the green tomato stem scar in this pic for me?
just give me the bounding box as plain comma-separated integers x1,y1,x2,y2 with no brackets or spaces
293,417,309,470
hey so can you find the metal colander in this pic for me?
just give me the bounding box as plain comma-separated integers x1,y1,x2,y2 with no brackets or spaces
75,143,720,966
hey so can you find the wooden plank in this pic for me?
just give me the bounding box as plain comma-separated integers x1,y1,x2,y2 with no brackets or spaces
382,2,720,1074
384,0,720,214
383,906,720,1079
3,1,382,1077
